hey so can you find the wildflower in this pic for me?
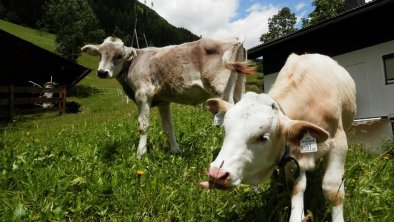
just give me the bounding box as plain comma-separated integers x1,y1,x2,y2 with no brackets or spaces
136,170,144,183
384,156,390,160
34,138,40,143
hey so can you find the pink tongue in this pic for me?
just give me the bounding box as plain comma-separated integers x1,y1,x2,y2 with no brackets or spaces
199,181,211,189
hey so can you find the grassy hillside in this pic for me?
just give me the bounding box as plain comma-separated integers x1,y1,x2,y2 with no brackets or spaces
0,21,393,221
0,19,56,52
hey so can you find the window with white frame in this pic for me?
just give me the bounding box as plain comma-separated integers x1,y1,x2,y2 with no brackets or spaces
383,53,394,84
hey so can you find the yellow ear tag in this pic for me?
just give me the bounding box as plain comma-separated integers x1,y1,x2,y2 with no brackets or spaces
213,113,224,126
300,131,318,153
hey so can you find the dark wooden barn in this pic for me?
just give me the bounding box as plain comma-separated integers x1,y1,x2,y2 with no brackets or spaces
0,29,91,119
0,29,91,88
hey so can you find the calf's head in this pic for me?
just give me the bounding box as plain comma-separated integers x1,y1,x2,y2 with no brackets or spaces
81,37,137,78
201,92,329,189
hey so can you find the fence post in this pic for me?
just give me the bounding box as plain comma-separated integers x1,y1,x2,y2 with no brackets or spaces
59,87,66,115
8,85,14,121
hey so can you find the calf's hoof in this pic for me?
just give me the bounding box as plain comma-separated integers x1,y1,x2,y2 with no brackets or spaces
170,147,181,155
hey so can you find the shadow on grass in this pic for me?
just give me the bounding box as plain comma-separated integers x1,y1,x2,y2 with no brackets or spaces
99,141,121,163
221,165,330,222
67,85,103,98
0,101,83,125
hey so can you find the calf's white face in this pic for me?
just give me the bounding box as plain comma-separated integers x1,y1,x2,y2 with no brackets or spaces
201,92,329,189
81,37,137,78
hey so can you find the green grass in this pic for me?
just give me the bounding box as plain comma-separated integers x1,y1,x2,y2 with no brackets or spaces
1,20,393,221
0,19,56,52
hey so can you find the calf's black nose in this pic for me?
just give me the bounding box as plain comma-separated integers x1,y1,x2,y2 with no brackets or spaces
97,70,109,78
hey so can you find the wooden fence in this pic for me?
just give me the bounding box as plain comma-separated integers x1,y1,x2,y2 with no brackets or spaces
0,85,67,121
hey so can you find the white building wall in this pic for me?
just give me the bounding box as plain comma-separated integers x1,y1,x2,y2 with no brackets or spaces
262,41,394,151
334,41,394,150
334,40,394,119
263,40,394,119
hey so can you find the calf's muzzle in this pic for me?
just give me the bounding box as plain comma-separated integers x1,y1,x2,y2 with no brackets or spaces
97,70,109,78
200,167,231,189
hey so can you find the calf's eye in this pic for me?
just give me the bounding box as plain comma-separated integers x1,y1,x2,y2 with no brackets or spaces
115,54,122,60
256,134,269,143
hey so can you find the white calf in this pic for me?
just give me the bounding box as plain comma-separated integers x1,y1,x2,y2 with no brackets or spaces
201,53,356,222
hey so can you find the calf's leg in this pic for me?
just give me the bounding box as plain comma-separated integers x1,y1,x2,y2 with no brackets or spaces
221,43,245,104
322,131,347,222
232,46,246,103
158,102,180,154
135,88,153,158
222,71,237,104
289,169,307,222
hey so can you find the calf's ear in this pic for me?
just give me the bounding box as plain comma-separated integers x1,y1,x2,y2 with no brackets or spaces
125,47,137,61
281,118,329,146
206,98,233,115
81,45,100,56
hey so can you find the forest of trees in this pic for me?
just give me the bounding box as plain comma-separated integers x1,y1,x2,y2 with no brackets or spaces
0,0,199,60
0,0,353,60
87,0,198,47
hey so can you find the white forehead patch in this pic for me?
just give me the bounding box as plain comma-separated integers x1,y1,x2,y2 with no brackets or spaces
103,37,124,46
224,92,278,134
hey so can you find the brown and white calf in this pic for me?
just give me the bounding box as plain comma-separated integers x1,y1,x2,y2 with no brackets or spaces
201,53,356,222
81,37,254,157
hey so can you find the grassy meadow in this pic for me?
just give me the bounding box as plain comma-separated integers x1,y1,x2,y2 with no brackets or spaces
0,20,393,221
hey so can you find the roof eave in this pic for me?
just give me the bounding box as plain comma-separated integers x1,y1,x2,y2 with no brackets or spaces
248,0,391,59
